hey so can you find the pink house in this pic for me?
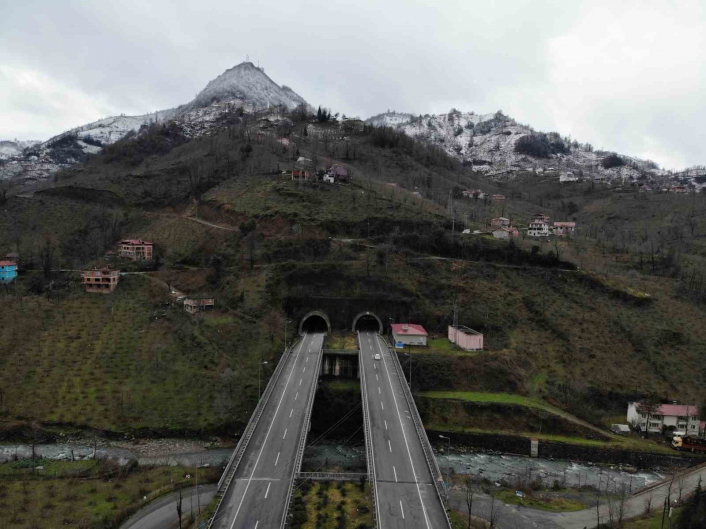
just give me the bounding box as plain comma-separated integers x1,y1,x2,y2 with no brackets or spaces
118,239,153,261
448,325,484,351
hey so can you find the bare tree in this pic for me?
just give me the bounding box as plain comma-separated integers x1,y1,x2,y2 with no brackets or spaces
637,394,661,439
464,477,475,529
644,491,653,515
39,237,56,286
176,489,183,529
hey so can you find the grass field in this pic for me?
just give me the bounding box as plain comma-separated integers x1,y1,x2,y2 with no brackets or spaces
0,460,217,529
496,489,586,512
418,391,681,453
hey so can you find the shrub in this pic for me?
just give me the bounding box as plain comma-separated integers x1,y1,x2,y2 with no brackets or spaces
601,153,625,169
514,132,568,158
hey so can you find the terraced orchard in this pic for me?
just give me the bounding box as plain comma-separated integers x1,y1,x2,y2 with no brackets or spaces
0,275,268,433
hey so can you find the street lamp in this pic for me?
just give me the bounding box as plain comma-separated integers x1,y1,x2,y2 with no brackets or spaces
258,361,268,401
439,434,451,505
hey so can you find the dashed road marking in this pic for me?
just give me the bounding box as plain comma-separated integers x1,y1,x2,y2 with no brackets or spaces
290,409,293,418
381,402,384,410
393,466,398,482
265,482,271,498
400,501,405,519
275,452,280,466
283,429,287,439
388,439,392,452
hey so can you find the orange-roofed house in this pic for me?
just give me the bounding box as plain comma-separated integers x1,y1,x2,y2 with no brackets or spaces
81,268,120,294
118,239,153,261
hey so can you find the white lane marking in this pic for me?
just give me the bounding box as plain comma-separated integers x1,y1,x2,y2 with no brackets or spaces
295,392,299,400
228,333,310,529
303,367,306,373
306,357,308,362
381,402,384,410
388,439,392,452
376,374,378,381
393,466,398,482
299,378,302,386
265,482,271,498
384,420,388,430
290,409,293,418
375,335,432,529
400,501,405,519
378,387,381,394
255,521,260,529
275,452,280,466
283,429,287,439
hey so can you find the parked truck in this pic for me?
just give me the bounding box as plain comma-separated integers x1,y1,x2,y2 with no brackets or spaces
672,436,706,452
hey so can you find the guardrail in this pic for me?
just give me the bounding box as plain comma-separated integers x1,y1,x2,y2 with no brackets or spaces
281,338,325,529
378,335,452,529
359,331,381,529
296,472,368,481
207,337,302,529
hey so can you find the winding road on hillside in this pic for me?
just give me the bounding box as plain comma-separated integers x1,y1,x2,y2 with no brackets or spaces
359,331,449,529
210,332,324,529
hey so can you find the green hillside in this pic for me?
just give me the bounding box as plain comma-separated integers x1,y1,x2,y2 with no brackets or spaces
1,111,705,437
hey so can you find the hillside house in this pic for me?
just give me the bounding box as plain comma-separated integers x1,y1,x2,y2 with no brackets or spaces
81,267,119,294
5,252,19,262
491,226,519,240
327,164,348,181
391,323,428,347
670,185,688,194
627,402,700,436
448,325,483,351
528,220,550,237
560,172,579,183
553,222,576,236
0,261,18,283
184,295,215,314
291,169,311,180
463,189,485,199
490,217,510,228
492,194,506,201
323,174,335,184
531,213,551,223
593,175,608,183
118,239,153,261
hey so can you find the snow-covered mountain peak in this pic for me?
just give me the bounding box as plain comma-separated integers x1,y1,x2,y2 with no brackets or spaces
186,61,310,112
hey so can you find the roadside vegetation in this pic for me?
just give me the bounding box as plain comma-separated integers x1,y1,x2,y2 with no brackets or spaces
0,459,217,529
289,480,373,529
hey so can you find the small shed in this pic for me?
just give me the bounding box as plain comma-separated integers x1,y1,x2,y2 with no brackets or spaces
448,325,483,351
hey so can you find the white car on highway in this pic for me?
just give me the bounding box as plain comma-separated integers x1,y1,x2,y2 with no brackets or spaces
374,354,381,360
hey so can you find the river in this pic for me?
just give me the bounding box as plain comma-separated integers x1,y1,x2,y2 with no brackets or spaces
0,442,667,494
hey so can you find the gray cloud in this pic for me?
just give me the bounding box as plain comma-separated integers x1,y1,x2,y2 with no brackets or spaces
0,0,702,168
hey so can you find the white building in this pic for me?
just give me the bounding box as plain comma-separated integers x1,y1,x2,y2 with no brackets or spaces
627,402,700,436
391,323,428,347
560,172,579,183
528,220,550,237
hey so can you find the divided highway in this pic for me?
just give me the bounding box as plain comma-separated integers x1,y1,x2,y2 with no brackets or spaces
211,332,324,529
359,331,450,529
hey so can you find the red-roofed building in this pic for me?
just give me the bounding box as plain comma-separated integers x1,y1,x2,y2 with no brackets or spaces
391,323,428,347
118,239,153,261
627,402,700,436
553,221,576,236
81,267,120,294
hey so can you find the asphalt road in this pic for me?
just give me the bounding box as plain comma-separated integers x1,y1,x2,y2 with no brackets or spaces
211,332,324,529
119,485,217,529
359,331,449,529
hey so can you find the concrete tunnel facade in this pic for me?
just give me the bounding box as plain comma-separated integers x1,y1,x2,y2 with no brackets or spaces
351,311,384,334
298,310,332,335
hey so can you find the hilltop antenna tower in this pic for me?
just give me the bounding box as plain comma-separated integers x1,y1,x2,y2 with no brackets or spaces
246,53,250,62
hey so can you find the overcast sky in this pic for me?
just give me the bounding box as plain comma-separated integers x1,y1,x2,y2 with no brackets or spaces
1,0,703,169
